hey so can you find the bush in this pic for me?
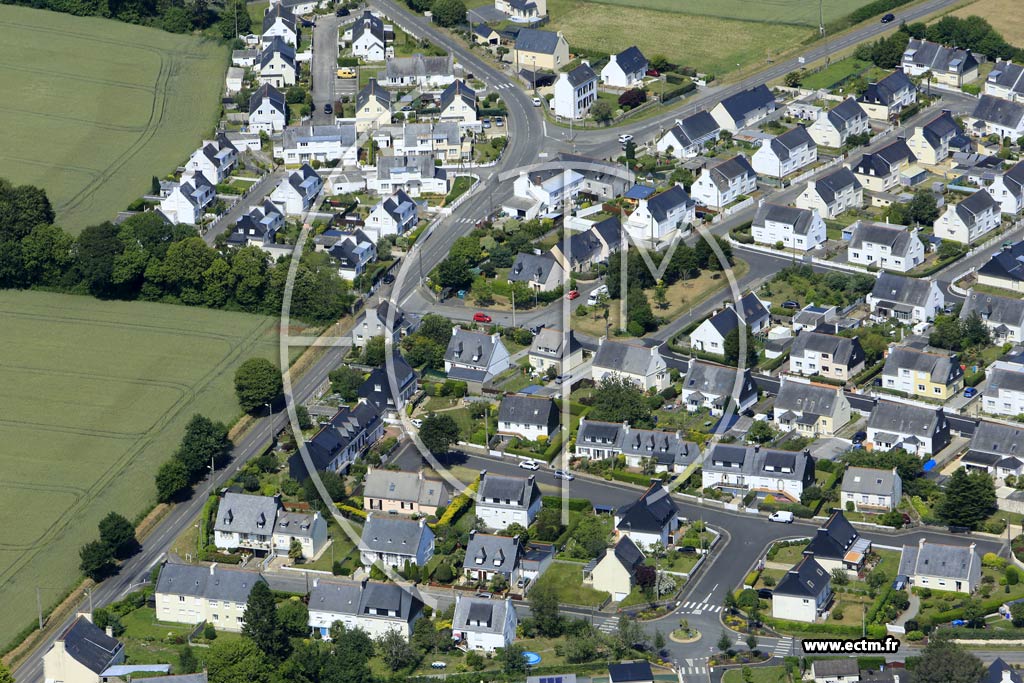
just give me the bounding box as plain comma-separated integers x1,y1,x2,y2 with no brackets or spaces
435,480,479,526
336,504,368,520
906,630,924,641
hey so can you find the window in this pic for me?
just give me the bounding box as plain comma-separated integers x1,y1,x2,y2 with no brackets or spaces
179,596,185,602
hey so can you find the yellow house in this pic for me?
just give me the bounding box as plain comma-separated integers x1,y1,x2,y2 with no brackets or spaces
583,536,645,602
906,110,961,166
356,78,391,133
852,139,915,192
513,28,569,72
43,615,125,683
772,378,852,438
881,346,964,401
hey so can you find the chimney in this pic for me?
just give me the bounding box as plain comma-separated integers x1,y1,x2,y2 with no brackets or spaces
105,626,114,638
361,576,369,589
419,517,426,528
210,562,218,576
919,537,927,549
754,445,760,453
469,529,476,541
313,577,319,589
527,475,536,488
480,469,487,481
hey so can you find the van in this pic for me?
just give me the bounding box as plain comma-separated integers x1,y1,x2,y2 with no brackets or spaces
337,68,356,79
586,285,609,306
768,511,794,523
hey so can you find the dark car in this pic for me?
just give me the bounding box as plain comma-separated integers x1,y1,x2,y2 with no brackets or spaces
881,12,895,22
336,7,350,16
323,103,333,115
677,545,698,554
382,273,395,284
949,525,972,534
757,588,773,600
852,431,867,444
782,300,800,309
301,18,315,27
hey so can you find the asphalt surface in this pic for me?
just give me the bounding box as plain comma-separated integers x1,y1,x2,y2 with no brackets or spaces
311,14,343,123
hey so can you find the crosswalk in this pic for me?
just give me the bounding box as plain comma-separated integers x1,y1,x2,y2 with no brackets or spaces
678,659,708,678
594,615,619,634
493,82,516,90
678,600,722,615
772,636,794,657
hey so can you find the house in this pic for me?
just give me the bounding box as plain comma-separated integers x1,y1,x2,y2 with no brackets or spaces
574,418,700,473
978,241,1024,292
986,60,1024,102
186,134,238,185
792,304,839,332
363,467,445,516
513,29,569,72
680,360,759,415
881,345,964,400
584,535,645,601
865,400,950,457
232,48,259,67
710,84,776,132
796,167,863,219
519,542,555,583
227,200,285,249
808,98,870,148
497,394,559,441
935,189,1002,245
328,230,377,281
273,511,328,559
690,155,758,209
623,183,695,243
689,292,770,354
907,110,962,165
789,331,866,381
964,421,1024,480
703,443,815,501
214,492,280,553
357,355,418,416
552,62,598,120
472,24,499,46
866,272,944,323
550,216,621,271
359,514,434,569
262,3,296,46
43,615,125,683
608,662,654,683
356,79,391,132
159,173,215,225
852,140,916,192
970,95,1024,139
512,167,584,215
225,66,245,94
984,160,1024,215
496,0,547,21
440,79,478,124
155,562,265,631
289,401,384,478
983,659,1023,683
804,511,872,574
773,377,852,437
451,596,518,653
601,46,647,88
444,327,511,389
751,202,825,251
752,125,818,179
898,538,981,593
811,659,860,683
271,164,322,214
960,289,1024,343
476,471,542,530
374,122,466,162
462,531,521,585
984,361,1024,418
259,36,296,87
274,124,358,165
528,327,584,378
656,111,721,159
858,70,917,121
379,53,454,88
248,83,287,132
902,38,979,87
615,482,678,550
508,251,565,292
273,0,324,15
591,338,670,391
846,221,924,272
308,578,422,639
365,189,417,240
771,553,832,623
351,302,418,348
372,153,448,197
350,10,387,61
841,467,903,511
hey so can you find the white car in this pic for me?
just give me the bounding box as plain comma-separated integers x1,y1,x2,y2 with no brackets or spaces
618,134,634,144
768,511,794,523
518,459,540,471
411,418,423,428
532,97,542,107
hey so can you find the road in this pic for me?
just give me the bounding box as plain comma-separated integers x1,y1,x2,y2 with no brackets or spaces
204,169,287,245
311,14,343,123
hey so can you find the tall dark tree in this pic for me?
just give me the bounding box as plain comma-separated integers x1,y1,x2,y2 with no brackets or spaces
723,326,758,368
430,0,465,26
98,511,138,559
205,637,271,683
234,357,283,413
76,222,125,296
0,180,55,241
501,643,527,674
588,376,652,427
909,633,984,683
418,413,460,456
528,579,562,637
242,581,286,659
176,414,233,480
938,468,996,529
79,539,116,581
155,458,190,502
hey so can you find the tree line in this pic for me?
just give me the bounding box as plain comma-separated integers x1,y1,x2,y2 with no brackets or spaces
0,180,354,325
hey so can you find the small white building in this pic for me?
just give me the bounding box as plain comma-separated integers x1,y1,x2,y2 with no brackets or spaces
440,79,478,124
858,70,917,121
358,514,434,569
552,62,598,120
960,289,1024,344
451,596,517,653
847,221,924,272
444,327,511,388
691,155,757,209
771,554,832,623
710,84,776,132
841,467,902,512
983,361,1024,417
681,360,759,416
898,539,980,594
591,338,670,392
371,154,448,197
261,4,297,46
934,190,1001,244
273,511,329,560
867,272,944,323
258,37,297,88
614,482,679,551
985,160,1024,215
186,134,238,185
274,124,359,166
703,443,815,502
160,173,215,225
656,111,721,159
496,394,559,442
623,183,694,243
795,167,863,219
356,79,392,133
689,292,770,355
807,98,870,148
155,562,264,632
970,95,1024,139
350,10,387,61
364,189,417,240
985,59,1024,102
751,126,817,179
271,164,322,215
865,400,950,457
476,471,542,530
600,46,647,88
214,492,280,553
750,202,825,251
248,83,287,133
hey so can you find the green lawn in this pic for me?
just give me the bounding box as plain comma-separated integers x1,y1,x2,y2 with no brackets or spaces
579,0,874,24
650,551,700,574
0,5,227,230
0,290,283,652
120,607,196,665
444,176,476,205
534,561,610,607
799,59,871,90
722,665,793,683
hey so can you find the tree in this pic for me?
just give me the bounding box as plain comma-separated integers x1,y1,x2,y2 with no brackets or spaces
430,0,465,26
418,413,460,455
784,70,803,87
654,629,666,653
155,458,190,502
626,286,657,334
77,222,125,296
613,616,646,656
205,637,271,683
234,358,283,413
529,579,562,637
412,618,441,654
501,643,527,674
277,599,309,639
563,633,598,663
362,335,386,366
288,538,303,562
176,414,233,480
909,633,984,683
748,420,775,444
723,326,758,368
938,468,996,529
1010,600,1024,627
717,629,732,653
745,633,758,652
906,189,940,226
98,511,138,559
79,540,116,581
242,582,285,660
376,629,417,671
591,99,614,124
830,567,850,586
568,515,609,558
588,376,653,427
533,507,564,542
178,646,198,674
618,88,647,108
329,366,365,400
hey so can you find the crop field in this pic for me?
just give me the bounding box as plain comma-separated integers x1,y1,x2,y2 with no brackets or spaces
0,291,281,652
954,0,1024,44
0,5,227,232
581,0,874,25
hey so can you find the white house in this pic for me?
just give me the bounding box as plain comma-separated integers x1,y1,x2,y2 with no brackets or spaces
497,394,559,442
960,289,1024,344
350,10,387,61
865,400,950,457
751,125,818,179
808,98,869,148
308,578,422,640
507,251,565,292
248,83,287,133
364,189,417,240
296,401,384,476
907,110,962,165
272,511,328,560
451,596,517,653
444,327,511,389
841,467,902,512
656,111,720,159
43,616,125,683
159,173,215,225
574,418,700,473
462,532,521,586
985,160,1024,215
440,79,477,124
476,471,542,530
681,360,759,415
689,292,770,354
371,154,448,197
987,60,1024,102
274,124,358,166
898,539,980,594
186,134,238,185
214,492,280,553
351,302,418,348
356,78,392,133
867,272,944,323
970,95,1024,139
772,554,832,623
259,37,297,87
934,190,1001,244
710,84,776,132
271,164,322,215
963,420,1024,479
623,183,694,243
591,338,669,391
614,482,679,550
902,38,979,86
584,536,645,602
702,443,815,502
858,70,917,121
552,62,598,120
847,221,924,272
528,327,585,377
600,46,647,88
226,200,285,249
328,230,377,281
379,53,454,88
261,3,296,46
795,167,863,219
495,0,547,21
789,331,866,381
810,660,861,683
154,562,264,632
358,514,434,569
751,202,825,251
983,361,1024,417
691,155,757,209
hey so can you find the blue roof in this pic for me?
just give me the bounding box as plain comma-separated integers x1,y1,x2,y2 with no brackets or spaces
624,184,656,200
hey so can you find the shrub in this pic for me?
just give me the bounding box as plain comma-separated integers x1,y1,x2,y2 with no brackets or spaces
336,504,368,520
435,480,479,526
983,552,1007,569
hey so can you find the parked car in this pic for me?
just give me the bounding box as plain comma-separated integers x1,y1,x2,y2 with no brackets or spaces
618,134,634,144
323,103,333,114
532,97,542,107
852,430,867,445
336,7,350,16
410,418,423,428
566,289,580,300
554,469,574,481
964,387,978,398
677,545,698,553
473,312,492,323
495,117,504,127
881,12,895,22
401,105,413,112
519,459,540,471
337,68,356,78
782,300,800,309
757,588,773,599
768,511,794,523
382,273,395,284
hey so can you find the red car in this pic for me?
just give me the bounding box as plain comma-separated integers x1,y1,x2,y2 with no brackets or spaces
566,290,580,300
473,312,492,323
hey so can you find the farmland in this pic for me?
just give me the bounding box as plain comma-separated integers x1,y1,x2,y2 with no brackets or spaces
582,0,875,25
0,291,281,652
0,5,226,232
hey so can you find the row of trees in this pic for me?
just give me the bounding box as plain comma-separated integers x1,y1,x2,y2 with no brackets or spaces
6,0,251,39
78,512,139,581
155,414,233,503
906,15,1023,62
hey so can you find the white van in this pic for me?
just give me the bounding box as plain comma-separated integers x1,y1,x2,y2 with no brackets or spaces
768,510,794,523
586,285,609,306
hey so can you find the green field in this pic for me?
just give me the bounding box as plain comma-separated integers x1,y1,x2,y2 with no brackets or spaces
0,291,281,652
583,0,874,25
0,5,227,231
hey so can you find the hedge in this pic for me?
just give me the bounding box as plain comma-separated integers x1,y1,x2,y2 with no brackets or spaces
608,469,662,486
435,479,479,527
851,360,885,387
965,370,986,387
925,595,1016,627
760,351,790,373
542,496,592,512
662,81,696,102
825,0,915,32
760,500,815,518
336,504,368,520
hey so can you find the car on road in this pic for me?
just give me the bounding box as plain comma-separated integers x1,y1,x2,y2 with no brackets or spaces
401,105,413,112
337,68,356,78
475,592,492,599
473,312,492,323
618,134,634,144
519,459,540,471
323,103,333,114
532,97,542,106
852,430,867,445
768,511,794,523
554,469,574,480
336,7,349,15
382,273,395,284
964,386,978,398
566,289,580,300
881,12,895,22
410,418,423,428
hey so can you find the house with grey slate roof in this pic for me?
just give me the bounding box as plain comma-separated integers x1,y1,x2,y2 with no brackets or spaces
444,326,511,390
907,110,963,165
752,125,818,179
964,420,1024,481
550,216,621,271
789,331,865,381
852,139,916,192
42,615,125,683
881,345,964,400
858,70,916,121
228,200,284,250
508,251,565,292
982,360,1024,419
615,482,679,550
867,272,944,323
262,3,296,46
363,467,446,516
440,79,478,124
271,163,322,214
689,292,770,355
308,578,423,639
803,511,872,574
623,183,695,243
710,84,776,132
259,36,297,88
691,154,758,208
372,153,448,196
987,60,1024,102
656,111,721,159
984,160,1024,215
592,338,669,391
574,418,701,473
463,531,522,585
810,659,860,683
902,38,979,87
272,510,328,559
274,124,359,165
601,46,647,88
970,95,1024,139
358,514,434,568
379,53,454,88
358,355,418,416
352,301,419,348
796,167,864,219
528,327,584,377
584,535,645,601
962,290,1024,343
899,538,980,593
703,443,815,502
808,97,869,148
452,595,518,653
846,220,924,272
496,0,547,21
751,202,826,251
771,553,832,622
553,61,598,119
214,492,281,553
681,359,758,415
773,377,851,437
865,400,949,457
365,189,418,240
350,10,387,61
476,470,542,529
935,188,1001,244
154,562,266,631
248,83,286,133
288,400,384,479
841,466,902,511
513,28,568,72
497,394,559,441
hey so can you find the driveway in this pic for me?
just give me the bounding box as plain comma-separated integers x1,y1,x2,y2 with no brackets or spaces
311,14,342,123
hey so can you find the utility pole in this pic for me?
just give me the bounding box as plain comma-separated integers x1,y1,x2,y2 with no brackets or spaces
819,0,824,37
512,287,516,328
